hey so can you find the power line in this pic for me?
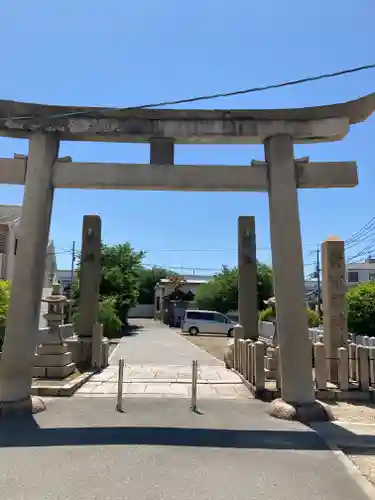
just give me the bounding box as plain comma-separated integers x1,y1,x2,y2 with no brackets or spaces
6,63,375,122
47,249,72,256
143,263,221,273
144,244,316,253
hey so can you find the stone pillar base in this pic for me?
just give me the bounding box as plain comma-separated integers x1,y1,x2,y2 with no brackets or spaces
0,395,46,418
65,336,109,369
267,398,334,423
33,342,76,379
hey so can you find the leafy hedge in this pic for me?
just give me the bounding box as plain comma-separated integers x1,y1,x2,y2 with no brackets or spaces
347,282,375,336
98,297,122,338
259,307,274,322
258,305,320,327
0,281,11,349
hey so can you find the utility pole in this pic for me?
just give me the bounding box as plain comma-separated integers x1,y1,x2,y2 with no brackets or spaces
316,246,322,319
68,240,76,322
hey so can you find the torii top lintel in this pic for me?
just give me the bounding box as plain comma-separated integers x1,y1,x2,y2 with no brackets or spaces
0,92,374,144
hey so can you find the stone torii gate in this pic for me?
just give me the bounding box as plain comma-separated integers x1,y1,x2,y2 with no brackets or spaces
0,93,374,417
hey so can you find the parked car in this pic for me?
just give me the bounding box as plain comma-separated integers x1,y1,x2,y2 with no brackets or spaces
181,309,239,337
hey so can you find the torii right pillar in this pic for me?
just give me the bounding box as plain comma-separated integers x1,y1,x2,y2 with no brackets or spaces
265,135,331,421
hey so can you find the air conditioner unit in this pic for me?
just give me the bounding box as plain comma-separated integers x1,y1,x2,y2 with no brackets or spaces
0,253,6,279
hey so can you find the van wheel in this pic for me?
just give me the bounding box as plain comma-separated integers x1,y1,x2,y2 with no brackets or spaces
189,327,199,336
227,328,233,337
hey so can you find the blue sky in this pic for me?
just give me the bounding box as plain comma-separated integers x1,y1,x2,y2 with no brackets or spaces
0,1,374,276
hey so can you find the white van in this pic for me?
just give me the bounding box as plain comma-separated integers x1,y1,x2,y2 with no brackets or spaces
181,309,239,337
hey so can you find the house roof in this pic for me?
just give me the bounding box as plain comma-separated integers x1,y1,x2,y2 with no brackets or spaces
347,262,375,270
0,204,22,224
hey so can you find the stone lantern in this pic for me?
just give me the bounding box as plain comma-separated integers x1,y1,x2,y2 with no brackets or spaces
33,281,76,379
43,281,67,344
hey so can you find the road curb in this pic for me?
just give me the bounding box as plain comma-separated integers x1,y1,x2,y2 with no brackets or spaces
108,341,122,363
323,439,375,499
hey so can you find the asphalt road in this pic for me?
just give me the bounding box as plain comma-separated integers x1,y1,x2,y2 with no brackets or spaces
0,319,372,500
0,397,372,500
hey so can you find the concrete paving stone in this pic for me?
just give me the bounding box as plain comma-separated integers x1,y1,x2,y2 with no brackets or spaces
232,386,253,398
217,370,242,381
75,393,114,398
134,378,177,384
123,383,147,394
212,384,237,398
99,383,119,394
177,371,194,379
90,372,114,382
76,382,99,394
195,384,217,398
144,383,189,396
91,383,109,394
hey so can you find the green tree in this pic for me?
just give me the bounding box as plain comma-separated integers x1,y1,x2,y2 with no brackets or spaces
99,243,145,323
257,263,273,310
195,267,238,313
0,280,11,349
194,263,273,314
73,242,145,331
137,267,172,304
347,282,375,336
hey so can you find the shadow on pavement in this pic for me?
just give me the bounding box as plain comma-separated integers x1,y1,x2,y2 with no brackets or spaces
121,323,144,337
309,420,375,454
0,420,333,450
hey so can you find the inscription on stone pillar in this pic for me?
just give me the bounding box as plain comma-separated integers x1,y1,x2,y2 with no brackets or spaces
242,229,255,264
321,237,347,384
76,215,102,338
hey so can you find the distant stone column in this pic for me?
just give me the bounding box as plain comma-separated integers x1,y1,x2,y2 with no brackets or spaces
0,132,59,415
150,139,174,164
75,215,102,338
321,238,347,384
238,216,258,340
265,135,314,405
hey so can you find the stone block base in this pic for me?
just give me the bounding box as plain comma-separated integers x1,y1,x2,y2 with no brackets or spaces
34,351,72,367
267,398,334,423
66,335,109,368
37,344,69,355
33,363,76,379
265,369,276,380
0,396,46,418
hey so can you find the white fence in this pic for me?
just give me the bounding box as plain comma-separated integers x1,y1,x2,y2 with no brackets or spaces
234,334,375,397
258,321,373,347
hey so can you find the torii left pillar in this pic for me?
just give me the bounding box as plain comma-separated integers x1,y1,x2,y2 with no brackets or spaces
0,132,59,416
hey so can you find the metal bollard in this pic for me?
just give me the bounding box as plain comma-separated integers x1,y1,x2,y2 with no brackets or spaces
116,357,125,412
191,359,198,412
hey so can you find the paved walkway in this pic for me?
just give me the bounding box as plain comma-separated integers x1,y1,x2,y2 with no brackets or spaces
76,320,249,399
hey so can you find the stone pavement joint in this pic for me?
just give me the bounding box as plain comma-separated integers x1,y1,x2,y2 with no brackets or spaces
76,363,249,399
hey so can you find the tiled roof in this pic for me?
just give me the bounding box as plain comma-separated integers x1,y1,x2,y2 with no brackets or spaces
0,204,21,224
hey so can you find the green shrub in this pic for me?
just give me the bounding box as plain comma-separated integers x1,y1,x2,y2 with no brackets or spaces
347,282,375,336
307,308,320,327
0,280,11,349
98,297,123,338
259,307,274,322
258,304,320,327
